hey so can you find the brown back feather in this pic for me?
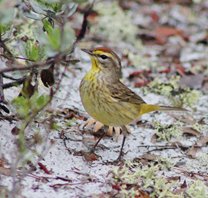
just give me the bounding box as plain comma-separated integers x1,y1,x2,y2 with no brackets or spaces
107,81,145,104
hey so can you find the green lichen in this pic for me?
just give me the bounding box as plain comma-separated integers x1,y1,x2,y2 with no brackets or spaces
174,89,201,108
92,2,140,48
197,153,208,168
146,76,201,108
192,123,205,132
148,76,179,96
128,51,158,69
187,153,208,172
110,162,182,198
110,161,208,198
151,178,180,198
65,119,76,127
186,180,208,198
153,121,182,141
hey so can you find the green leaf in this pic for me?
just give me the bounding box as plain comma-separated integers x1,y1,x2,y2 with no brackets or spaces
0,8,14,34
25,40,39,61
12,92,50,118
24,12,43,20
66,3,78,18
25,40,44,61
12,96,30,118
0,23,9,34
29,92,50,111
47,27,61,51
18,128,26,153
61,24,75,52
42,18,54,33
51,121,61,130
0,8,14,24
36,94,50,108
73,0,88,4
35,0,62,12
30,0,46,15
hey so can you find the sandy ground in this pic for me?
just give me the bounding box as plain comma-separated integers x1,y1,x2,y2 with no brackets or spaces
0,48,207,197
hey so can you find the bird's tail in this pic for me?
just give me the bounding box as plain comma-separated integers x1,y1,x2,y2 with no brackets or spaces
159,105,188,112
140,104,187,115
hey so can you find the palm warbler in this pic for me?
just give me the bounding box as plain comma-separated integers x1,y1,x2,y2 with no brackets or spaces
80,47,186,160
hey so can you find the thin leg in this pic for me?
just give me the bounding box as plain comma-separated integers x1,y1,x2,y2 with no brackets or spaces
91,131,106,152
117,135,126,161
90,125,108,152
116,125,128,161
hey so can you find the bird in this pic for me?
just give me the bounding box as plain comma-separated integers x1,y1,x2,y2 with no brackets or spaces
79,47,186,160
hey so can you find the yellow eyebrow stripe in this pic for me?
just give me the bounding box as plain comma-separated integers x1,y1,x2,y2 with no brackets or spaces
93,50,113,58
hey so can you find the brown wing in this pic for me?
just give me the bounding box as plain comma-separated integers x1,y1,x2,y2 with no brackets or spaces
107,81,146,104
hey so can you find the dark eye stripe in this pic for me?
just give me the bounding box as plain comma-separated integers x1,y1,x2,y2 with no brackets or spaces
99,55,108,59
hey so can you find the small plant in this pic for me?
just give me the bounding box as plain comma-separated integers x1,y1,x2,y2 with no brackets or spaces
12,92,50,153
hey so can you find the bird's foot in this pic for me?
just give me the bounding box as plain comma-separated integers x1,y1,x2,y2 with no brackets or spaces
81,118,103,132
81,118,124,138
104,154,125,165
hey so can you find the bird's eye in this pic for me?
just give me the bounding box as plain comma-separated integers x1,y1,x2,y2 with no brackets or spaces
100,55,108,60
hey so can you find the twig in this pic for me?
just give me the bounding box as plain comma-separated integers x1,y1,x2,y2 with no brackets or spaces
2,74,24,81
0,54,35,62
145,144,206,153
0,36,14,59
0,59,52,74
2,77,26,89
76,0,95,42
173,167,208,181
0,74,4,102
147,146,177,153
0,114,17,122
137,144,174,148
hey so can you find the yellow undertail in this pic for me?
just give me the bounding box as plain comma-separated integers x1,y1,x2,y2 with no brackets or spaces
140,104,187,115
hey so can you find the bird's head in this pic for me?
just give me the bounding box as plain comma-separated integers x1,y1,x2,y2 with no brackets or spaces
82,47,122,79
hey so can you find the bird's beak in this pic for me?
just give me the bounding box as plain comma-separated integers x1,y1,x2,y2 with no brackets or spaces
81,48,93,56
